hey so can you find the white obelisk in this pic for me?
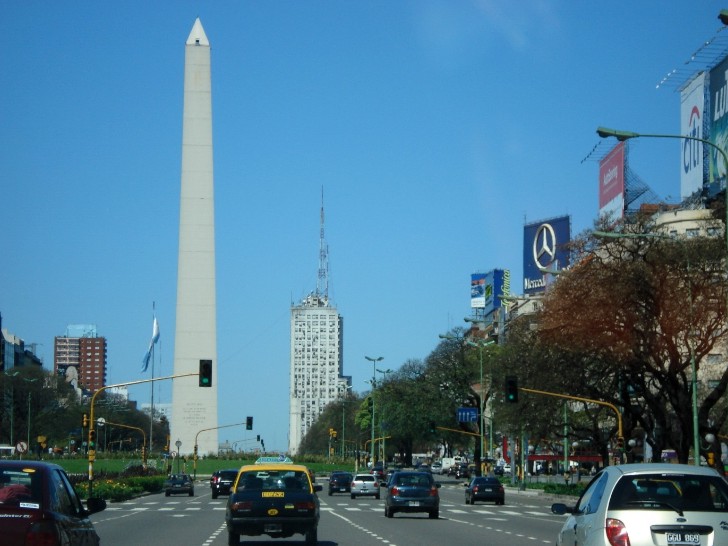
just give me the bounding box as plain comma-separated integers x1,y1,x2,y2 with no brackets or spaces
171,18,218,457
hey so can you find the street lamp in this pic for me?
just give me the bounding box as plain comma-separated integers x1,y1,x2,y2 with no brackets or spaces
593,229,700,465
175,439,182,473
465,339,495,474
364,356,383,466
341,384,353,459
376,368,393,464
3,371,19,447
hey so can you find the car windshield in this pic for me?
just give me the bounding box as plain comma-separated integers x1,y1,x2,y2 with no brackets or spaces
608,473,728,512
0,467,42,507
237,470,310,492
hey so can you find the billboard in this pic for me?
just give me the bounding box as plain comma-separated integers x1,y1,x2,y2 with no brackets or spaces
680,73,706,200
598,142,625,220
523,215,571,295
710,55,728,185
470,269,510,314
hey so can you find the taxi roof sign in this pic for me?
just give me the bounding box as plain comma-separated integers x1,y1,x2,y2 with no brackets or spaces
255,456,293,465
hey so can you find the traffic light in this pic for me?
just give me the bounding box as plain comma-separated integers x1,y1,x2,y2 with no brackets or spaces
429,421,436,433
256,435,260,442
82,414,88,428
246,416,253,430
505,376,519,403
616,437,625,450
88,430,97,451
261,439,265,451
708,451,716,466
199,359,212,387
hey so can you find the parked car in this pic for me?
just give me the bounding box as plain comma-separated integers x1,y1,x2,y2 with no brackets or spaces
551,463,728,546
164,474,194,496
351,473,380,499
384,471,440,519
328,471,353,496
225,462,321,545
464,476,505,505
0,460,107,546
211,469,238,499
430,461,443,474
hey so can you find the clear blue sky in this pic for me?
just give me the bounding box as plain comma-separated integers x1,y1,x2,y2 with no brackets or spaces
3,1,726,452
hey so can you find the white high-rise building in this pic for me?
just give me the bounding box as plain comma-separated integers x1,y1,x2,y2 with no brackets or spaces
289,294,346,454
288,193,349,454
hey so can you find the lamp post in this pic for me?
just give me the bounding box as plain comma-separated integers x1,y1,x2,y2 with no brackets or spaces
465,339,495,475
364,356,383,466
4,371,19,447
175,439,182,473
593,229,700,465
341,385,352,459
376,368,393,465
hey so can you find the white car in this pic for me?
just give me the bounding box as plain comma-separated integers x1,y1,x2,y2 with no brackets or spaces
350,473,380,499
551,463,728,546
430,462,443,474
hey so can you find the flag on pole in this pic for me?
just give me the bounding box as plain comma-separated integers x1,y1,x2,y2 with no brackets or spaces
141,317,160,373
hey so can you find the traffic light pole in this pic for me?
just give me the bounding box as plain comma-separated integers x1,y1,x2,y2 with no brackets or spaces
193,421,249,479
519,387,624,464
87,372,198,497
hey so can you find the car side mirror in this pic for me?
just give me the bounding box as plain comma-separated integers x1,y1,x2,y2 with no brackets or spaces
313,484,323,492
86,497,107,515
550,502,574,515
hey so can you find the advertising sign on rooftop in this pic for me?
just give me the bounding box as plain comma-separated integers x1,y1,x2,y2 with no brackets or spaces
680,73,706,200
523,215,570,295
598,142,625,221
709,55,728,185
470,269,510,315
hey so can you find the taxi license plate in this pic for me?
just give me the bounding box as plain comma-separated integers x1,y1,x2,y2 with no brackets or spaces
408,501,420,507
666,532,700,545
264,524,282,533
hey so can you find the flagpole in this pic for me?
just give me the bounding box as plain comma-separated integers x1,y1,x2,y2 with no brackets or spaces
149,303,155,454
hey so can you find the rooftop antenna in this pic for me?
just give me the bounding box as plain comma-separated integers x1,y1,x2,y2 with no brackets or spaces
316,187,329,301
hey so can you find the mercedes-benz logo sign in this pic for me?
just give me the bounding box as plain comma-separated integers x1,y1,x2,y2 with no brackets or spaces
533,223,557,269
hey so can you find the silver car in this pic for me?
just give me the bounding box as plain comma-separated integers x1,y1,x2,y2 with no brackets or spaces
350,473,380,499
551,463,728,546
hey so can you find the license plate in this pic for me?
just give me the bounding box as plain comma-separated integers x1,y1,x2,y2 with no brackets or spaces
340,487,346,491
264,524,282,533
408,501,420,507
666,532,700,545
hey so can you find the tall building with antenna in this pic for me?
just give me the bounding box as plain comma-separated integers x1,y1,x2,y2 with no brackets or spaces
288,191,349,455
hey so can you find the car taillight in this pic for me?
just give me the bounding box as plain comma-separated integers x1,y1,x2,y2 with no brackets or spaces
473,486,479,493
391,486,401,496
605,518,631,546
373,482,379,488
26,521,61,546
429,486,438,497
294,501,316,511
231,501,254,512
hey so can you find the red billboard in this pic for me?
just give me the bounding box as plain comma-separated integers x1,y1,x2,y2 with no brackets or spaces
599,142,625,220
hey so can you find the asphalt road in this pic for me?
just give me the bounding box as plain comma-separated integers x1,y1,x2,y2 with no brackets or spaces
91,476,568,545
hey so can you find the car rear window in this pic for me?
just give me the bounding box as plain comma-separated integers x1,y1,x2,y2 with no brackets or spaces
0,468,42,508
609,474,728,512
236,470,310,492
355,475,374,482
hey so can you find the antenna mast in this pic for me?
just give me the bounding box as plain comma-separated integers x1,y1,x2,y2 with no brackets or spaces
316,187,329,301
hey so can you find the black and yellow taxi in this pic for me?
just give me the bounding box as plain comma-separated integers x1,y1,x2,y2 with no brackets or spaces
225,457,322,545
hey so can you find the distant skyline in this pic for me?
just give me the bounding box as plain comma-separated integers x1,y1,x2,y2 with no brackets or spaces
3,2,727,452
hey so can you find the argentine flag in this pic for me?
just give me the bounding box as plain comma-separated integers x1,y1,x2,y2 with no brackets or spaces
141,317,160,373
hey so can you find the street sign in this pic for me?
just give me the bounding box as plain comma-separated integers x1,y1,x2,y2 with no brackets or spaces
457,407,478,423
170,451,177,458
96,417,105,428
16,441,28,454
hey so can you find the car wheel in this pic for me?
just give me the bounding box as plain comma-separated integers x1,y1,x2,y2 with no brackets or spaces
385,507,393,518
351,493,356,499
328,490,332,496
429,510,439,519
375,493,380,500
165,491,170,497
189,490,194,496
305,527,318,545
212,492,218,499
465,495,470,504
227,531,239,546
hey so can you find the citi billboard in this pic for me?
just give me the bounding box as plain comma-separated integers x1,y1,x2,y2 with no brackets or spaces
523,215,571,295
680,73,706,199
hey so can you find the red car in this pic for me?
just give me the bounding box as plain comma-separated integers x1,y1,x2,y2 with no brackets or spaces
0,460,106,546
